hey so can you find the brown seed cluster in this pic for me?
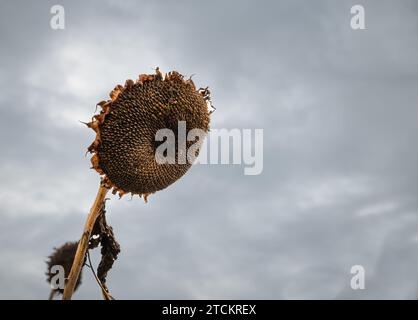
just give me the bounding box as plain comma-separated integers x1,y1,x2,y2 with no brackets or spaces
46,241,82,295
86,68,211,200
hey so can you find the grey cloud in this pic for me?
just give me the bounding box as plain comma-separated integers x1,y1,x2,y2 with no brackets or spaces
0,0,418,299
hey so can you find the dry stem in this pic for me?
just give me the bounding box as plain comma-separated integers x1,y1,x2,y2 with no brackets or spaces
62,182,109,300
86,250,114,300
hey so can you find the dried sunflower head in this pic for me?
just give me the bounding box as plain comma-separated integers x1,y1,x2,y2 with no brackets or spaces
86,68,211,200
46,241,82,295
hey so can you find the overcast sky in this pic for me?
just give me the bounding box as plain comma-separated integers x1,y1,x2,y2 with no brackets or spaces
1,0,418,299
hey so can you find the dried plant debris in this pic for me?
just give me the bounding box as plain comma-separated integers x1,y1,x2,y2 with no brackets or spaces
85,68,211,200
89,200,121,295
45,202,119,299
46,241,82,299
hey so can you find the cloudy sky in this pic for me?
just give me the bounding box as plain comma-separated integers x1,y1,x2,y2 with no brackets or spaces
1,0,418,299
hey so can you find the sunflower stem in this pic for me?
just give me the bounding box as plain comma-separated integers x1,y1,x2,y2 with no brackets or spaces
62,182,109,300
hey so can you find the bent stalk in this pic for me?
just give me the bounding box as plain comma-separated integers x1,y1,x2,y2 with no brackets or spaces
62,182,109,300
